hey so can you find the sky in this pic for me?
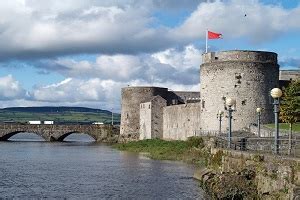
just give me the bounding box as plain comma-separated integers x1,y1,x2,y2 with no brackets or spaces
0,0,299,112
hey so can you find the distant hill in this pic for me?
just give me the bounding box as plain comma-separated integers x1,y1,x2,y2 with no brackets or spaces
1,106,111,114
0,106,120,124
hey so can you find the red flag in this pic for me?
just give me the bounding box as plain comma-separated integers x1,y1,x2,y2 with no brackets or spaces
208,31,222,39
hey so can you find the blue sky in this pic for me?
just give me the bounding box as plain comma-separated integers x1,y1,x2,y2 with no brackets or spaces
0,0,299,111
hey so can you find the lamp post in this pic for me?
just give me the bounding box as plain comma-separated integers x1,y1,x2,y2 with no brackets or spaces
256,107,262,137
226,98,236,149
111,107,114,126
217,110,224,135
270,88,282,154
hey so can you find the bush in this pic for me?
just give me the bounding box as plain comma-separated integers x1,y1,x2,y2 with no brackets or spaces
187,136,204,148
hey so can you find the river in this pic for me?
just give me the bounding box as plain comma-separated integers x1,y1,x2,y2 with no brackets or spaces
0,133,206,199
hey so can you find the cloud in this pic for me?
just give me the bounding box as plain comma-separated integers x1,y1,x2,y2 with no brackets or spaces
24,45,201,111
173,0,300,43
31,45,202,85
0,44,202,110
0,0,300,61
152,0,209,11
0,0,177,61
28,77,199,111
279,57,300,69
0,75,27,100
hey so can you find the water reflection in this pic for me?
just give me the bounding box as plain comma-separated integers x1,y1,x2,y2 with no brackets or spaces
8,132,44,142
0,134,206,199
8,132,96,143
63,133,95,142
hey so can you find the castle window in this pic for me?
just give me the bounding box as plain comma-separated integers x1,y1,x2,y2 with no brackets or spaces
235,73,242,80
242,100,247,105
149,105,151,109
202,100,205,108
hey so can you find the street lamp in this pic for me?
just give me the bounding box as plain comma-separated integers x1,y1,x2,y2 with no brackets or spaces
270,88,282,154
217,110,224,135
111,107,114,126
256,107,262,137
226,98,236,148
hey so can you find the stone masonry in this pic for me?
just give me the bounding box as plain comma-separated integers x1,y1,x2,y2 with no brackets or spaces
0,124,118,142
120,86,200,139
163,102,201,140
200,51,279,132
139,96,167,140
120,50,299,141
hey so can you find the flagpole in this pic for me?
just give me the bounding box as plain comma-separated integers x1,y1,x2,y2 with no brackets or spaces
205,29,208,53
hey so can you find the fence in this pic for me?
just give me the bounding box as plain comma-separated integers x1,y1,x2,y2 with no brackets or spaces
214,136,300,157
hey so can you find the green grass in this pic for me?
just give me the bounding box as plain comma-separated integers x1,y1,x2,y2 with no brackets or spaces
113,137,208,165
265,123,300,132
0,111,120,124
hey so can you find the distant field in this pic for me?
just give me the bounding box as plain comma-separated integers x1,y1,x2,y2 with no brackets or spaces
0,111,120,124
265,123,300,132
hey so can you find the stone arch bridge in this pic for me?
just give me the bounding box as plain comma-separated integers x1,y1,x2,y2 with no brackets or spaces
0,124,119,142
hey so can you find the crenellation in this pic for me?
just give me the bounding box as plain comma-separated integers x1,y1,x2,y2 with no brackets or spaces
202,51,277,64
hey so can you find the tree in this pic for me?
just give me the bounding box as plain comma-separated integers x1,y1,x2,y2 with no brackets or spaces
280,80,300,155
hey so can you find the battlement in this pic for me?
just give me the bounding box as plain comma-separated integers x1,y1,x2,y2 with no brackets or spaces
279,70,300,81
202,50,277,64
122,86,168,93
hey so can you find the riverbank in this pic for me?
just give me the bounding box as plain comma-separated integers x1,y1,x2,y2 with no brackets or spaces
114,137,300,199
113,137,209,166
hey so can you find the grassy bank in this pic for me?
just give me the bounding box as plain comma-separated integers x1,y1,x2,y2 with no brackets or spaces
114,137,208,166
265,123,300,132
0,110,120,124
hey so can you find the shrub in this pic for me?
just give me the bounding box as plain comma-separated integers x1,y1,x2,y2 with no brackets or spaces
187,136,204,148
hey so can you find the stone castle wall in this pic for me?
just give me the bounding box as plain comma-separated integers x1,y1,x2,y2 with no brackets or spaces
139,96,166,140
120,86,199,139
163,103,201,140
279,70,300,81
200,51,279,132
120,50,291,140
169,91,200,103
139,102,152,140
120,87,169,138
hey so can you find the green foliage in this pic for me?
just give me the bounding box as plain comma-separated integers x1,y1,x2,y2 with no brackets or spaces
186,136,205,148
280,80,300,124
115,139,188,160
266,123,300,132
0,110,120,124
252,154,264,162
209,150,223,170
114,139,208,164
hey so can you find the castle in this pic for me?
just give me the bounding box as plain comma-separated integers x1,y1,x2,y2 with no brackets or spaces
120,50,300,141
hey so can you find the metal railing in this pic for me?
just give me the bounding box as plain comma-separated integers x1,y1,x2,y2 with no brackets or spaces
214,136,300,157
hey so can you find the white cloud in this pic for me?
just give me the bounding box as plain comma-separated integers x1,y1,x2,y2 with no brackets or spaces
1,0,300,111
1,0,299,60
0,75,26,100
26,45,202,111
152,45,202,69
34,45,201,85
0,0,176,60
173,0,300,43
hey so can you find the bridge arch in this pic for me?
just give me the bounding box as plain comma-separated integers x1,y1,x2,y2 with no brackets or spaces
0,131,47,141
56,131,97,142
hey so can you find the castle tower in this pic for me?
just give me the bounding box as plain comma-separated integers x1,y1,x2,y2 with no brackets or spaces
120,86,169,139
200,50,279,132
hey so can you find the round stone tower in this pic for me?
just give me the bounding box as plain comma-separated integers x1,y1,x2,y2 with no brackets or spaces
120,86,169,139
200,50,279,132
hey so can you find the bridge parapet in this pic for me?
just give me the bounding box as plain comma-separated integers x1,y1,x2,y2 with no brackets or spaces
0,124,119,142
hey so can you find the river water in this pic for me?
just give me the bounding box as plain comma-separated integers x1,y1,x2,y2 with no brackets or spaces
0,133,206,199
